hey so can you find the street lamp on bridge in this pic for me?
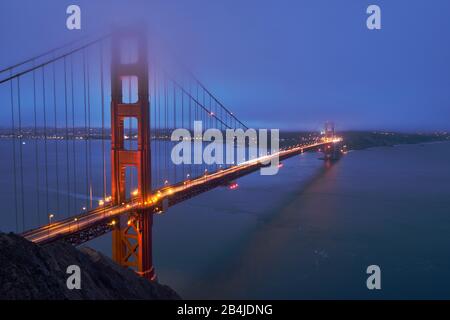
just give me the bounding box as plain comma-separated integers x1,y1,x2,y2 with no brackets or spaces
47,213,54,238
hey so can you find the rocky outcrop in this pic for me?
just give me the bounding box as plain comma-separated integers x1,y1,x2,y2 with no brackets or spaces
0,232,180,300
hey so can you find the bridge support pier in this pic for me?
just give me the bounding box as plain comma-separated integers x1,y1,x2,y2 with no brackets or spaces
112,209,154,280
110,30,155,280
323,143,339,160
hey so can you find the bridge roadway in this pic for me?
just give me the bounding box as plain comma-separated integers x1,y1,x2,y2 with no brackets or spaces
21,139,340,245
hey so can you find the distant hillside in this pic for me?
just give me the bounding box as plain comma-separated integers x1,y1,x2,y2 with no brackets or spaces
0,232,180,300
340,131,450,150
278,131,450,150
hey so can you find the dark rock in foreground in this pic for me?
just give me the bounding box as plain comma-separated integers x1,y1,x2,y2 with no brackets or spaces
0,232,180,300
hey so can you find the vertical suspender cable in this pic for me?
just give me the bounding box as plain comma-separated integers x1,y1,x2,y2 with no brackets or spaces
196,84,199,178
153,69,157,190
165,78,168,184
173,82,176,183
70,55,77,214
158,72,161,187
163,77,166,184
42,68,50,219
32,66,41,225
17,77,25,231
9,71,18,232
64,57,71,218
100,42,106,217
86,51,93,208
181,87,185,180
82,50,89,210
52,62,60,216
189,81,192,179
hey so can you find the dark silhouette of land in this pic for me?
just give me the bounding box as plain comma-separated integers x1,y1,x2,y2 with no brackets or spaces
0,232,180,300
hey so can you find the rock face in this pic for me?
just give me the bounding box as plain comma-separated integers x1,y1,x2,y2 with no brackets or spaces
0,232,180,300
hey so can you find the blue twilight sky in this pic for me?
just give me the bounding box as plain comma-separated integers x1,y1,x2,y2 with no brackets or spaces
0,0,450,131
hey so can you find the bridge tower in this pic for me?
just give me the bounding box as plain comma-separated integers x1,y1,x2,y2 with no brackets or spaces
323,121,338,160
110,30,155,280
324,121,335,140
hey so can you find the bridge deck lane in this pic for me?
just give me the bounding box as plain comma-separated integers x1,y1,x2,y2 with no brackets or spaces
21,140,338,245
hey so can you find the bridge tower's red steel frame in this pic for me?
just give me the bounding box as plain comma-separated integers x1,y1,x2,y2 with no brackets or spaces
324,121,337,159
110,31,155,280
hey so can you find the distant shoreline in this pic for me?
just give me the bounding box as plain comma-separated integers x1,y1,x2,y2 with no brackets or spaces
339,131,450,151
1,129,448,152
277,130,450,151
350,139,450,153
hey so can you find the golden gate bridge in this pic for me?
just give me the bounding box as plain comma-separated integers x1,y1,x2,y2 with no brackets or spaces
0,28,341,280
